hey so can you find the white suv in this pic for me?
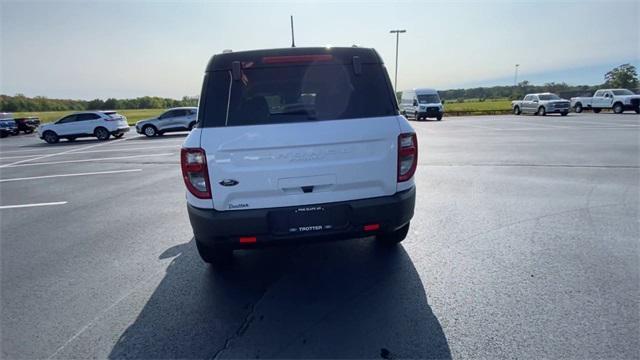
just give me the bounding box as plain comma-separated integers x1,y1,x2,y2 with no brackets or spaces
135,107,198,137
182,47,417,265
38,111,129,143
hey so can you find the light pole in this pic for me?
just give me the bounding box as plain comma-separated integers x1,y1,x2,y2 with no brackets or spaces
389,29,406,91
514,64,520,86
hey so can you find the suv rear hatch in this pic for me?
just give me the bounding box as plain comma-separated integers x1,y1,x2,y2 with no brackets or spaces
197,48,402,211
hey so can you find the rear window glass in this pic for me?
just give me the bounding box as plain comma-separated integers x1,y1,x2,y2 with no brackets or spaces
200,63,397,127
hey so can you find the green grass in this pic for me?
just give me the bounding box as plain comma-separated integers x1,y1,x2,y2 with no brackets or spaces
443,99,512,112
14,100,513,123
14,109,164,126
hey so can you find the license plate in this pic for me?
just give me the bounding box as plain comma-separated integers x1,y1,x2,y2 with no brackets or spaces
270,205,349,235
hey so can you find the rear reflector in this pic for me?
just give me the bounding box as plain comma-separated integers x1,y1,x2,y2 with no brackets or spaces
364,224,380,231
262,54,333,64
239,237,257,244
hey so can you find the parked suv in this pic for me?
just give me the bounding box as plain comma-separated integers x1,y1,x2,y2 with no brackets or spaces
0,113,18,138
135,107,197,137
37,111,129,143
183,47,417,265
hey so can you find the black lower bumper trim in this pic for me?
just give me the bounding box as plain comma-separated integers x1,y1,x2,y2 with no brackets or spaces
188,187,416,249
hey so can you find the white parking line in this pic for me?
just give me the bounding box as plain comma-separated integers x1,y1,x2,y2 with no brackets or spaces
0,201,68,210
0,145,178,160
0,154,43,160
2,153,174,168
0,169,143,183
0,138,127,168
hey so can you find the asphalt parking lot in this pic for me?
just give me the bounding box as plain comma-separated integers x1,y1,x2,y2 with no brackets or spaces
1,113,638,359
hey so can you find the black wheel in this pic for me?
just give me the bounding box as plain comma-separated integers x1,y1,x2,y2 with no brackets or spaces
0,132,8,138
593,108,601,113
376,223,410,245
114,133,124,138
142,125,157,137
574,103,583,113
195,239,233,267
11,129,19,136
414,111,419,121
188,122,196,131
635,108,639,114
613,103,624,114
67,137,76,142
24,128,34,134
94,127,110,141
437,114,443,121
561,111,568,116
513,106,521,115
537,107,546,116
43,131,59,144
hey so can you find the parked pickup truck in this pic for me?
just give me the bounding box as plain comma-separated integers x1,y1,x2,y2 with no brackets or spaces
571,89,640,114
512,93,570,116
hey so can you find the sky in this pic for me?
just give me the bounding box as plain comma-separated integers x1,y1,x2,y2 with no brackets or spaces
1,0,639,100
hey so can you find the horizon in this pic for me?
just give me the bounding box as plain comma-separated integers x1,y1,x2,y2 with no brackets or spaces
2,1,639,100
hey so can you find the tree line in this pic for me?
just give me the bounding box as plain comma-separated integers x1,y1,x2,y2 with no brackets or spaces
0,95,198,112
3,65,637,112
412,63,640,102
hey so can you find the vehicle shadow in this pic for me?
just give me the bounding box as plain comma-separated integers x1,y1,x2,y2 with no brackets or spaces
108,239,451,359
128,133,188,141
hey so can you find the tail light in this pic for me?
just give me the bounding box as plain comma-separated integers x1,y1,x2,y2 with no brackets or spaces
181,148,211,199
397,133,418,182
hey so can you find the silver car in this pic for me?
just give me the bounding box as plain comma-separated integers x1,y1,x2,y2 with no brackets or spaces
135,107,198,137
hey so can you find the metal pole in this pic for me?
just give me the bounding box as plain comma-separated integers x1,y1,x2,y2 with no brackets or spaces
389,30,406,91
394,32,399,90
514,64,519,86
290,15,295,48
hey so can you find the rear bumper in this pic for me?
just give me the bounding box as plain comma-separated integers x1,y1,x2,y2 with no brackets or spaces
187,187,416,249
112,127,130,135
418,109,443,118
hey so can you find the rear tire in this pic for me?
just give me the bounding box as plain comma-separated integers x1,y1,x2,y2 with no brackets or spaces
437,114,443,121
613,102,624,114
561,111,568,116
94,127,110,141
514,106,521,115
414,111,419,121
43,131,59,144
635,108,640,114
195,239,233,267
376,223,410,245
574,103,583,113
593,108,601,113
143,125,157,137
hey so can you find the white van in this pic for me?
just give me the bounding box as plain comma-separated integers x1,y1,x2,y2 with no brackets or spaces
399,88,444,121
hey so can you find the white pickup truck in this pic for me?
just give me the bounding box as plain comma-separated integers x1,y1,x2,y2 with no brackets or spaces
571,89,640,114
